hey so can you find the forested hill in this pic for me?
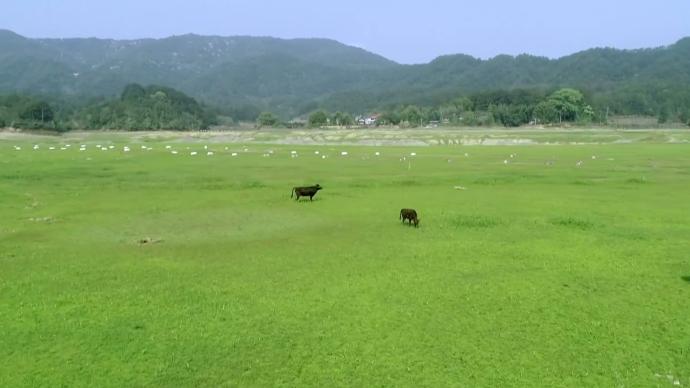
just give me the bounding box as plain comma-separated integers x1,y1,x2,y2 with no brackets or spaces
0,29,396,117
322,38,690,117
1,29,689,119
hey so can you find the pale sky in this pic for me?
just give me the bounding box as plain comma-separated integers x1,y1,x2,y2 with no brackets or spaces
3,0,690,64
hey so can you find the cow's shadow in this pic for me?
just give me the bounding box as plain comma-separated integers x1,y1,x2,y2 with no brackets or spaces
294,198,322,203
682,276,690,283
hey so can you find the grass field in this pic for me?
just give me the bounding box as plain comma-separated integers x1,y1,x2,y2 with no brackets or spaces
1,130,689,386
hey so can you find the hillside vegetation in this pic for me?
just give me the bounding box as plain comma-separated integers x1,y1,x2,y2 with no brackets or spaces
0,84,216,131
0,29,689,123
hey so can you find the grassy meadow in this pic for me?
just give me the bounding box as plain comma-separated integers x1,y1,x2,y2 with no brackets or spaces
1,129,689,386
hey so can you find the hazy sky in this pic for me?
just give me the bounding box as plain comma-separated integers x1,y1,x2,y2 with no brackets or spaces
4,0,690,64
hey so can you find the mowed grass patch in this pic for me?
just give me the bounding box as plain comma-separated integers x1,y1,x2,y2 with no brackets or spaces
0,137,689,386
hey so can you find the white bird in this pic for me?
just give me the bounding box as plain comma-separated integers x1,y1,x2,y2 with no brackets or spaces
322,155,327,159
204,145,208,150
375,152,380,156
171,150,178,155
576,161,583,167
231,152,238,156
49,146,56,150
33,145,39,150
410,152,416,156
291,150,297,154
108,145,115,149
341,151,348,156
165,145,172,149
190,151,197,156
207,151,214,156
504,160,509,164
14,146,21,150
591,155,597,160
464,153,469,157
315,151,320,154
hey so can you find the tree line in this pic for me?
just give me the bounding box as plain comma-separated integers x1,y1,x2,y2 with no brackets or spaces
256,88,669,128
0,84,217,131
2,85,689,131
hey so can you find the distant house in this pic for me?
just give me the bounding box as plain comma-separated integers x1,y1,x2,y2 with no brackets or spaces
357,113,380,126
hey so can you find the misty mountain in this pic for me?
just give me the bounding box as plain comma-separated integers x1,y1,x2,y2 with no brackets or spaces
1,29,689,118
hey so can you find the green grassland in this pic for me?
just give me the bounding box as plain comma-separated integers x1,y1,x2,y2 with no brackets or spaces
1,130,689,386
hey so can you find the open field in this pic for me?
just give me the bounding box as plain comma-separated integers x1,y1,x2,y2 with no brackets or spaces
1,129,689,386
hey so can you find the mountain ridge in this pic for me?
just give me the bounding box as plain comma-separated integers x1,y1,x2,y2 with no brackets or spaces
1,30,689,118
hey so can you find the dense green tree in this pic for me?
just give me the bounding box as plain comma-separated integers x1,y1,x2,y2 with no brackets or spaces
534,88,590,124
534,100,559,123
425,107,441,122
308,110,329,127
256,111,278,127
490,104,533,127
451,96,474,111
460,110,479,126
439,104,456,122
20,101,54,122
401,105,423,126
378,111,401,125
332,111,354,126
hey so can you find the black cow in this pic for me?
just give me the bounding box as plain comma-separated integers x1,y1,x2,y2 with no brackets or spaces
400,208,419,227
291,184,322,201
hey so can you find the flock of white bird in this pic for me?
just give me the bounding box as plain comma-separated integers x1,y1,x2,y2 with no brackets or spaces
10,144,605,167
11,144,386,159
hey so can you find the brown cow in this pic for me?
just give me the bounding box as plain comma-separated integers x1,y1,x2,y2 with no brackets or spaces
291,184,322,201
400,208,419,227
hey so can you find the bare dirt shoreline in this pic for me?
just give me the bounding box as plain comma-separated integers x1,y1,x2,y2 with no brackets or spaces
1,127,689,146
